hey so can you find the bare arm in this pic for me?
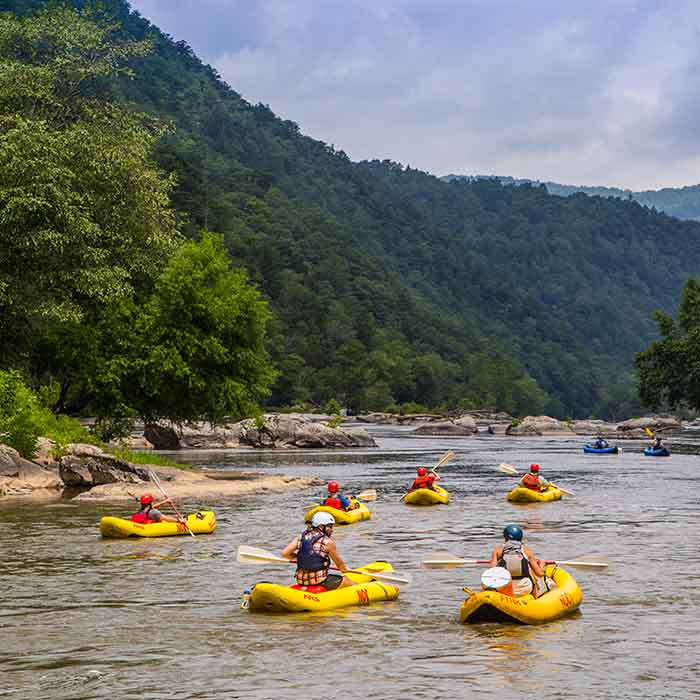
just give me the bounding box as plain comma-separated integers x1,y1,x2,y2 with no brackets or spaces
281,537,299,560
326,540,349,572
490,545,502,568
524,545,545,577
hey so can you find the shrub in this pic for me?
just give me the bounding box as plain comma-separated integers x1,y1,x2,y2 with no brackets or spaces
0,370,43,458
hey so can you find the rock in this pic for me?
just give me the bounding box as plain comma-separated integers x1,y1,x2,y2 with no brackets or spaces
616,416,682,433
178,421,248,449
570,420,618,436
413,416,478,435
118,435,154,450
34,437,58,467
0,444,63,496
59,454,149,487
485,423,509,435
507,416,574,436
65,443,105,457
355,412,441,424
144,423,181,450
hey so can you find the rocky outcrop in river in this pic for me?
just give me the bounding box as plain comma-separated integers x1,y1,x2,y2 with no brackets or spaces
412,415,478,435
144,414,377,449
0,444,63,497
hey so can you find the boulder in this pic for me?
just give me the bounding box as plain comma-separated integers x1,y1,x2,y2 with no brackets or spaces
413,416,478,435
616,416,682,433
144,423,181,450
485,423,509,435
59,453,149,487
0,444,63,496
570,420,618,436
34,437,58,468
507,416,574,436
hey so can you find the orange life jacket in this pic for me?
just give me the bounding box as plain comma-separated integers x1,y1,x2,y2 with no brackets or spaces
323,496,343,509
130,510,154,524
521,473,541,491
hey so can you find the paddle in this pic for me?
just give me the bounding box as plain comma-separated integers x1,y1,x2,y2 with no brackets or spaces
400,451,455,501
236,545,412,585
149,469,195,538
421,555,608,570
496,464,575,496
356,489,377,501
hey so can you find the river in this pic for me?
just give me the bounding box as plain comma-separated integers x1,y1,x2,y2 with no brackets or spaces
1,426,698,699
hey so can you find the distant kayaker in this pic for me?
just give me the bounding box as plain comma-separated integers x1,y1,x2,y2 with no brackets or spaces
518,463,548,492
651,435,664,451
594,436,609,449
490,524,546,598
323,481,357,510
130,494,178,524
409,467,441,491
281,512,353,590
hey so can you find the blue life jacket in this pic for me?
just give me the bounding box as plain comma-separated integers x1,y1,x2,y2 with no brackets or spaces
296,530,330,572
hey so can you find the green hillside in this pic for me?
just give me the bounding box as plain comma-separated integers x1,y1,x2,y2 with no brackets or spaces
5,0,700,421
445,175,700,221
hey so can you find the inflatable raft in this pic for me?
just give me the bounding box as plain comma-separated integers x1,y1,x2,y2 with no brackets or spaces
459,565,582,624
304,499,371,524
644,447,671,457
403,484,450,505
244,561,400,613
583,444,619,454
507,484,562,503
99,511,217,538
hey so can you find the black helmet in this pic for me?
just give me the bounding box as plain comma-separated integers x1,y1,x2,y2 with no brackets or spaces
503,524,523,541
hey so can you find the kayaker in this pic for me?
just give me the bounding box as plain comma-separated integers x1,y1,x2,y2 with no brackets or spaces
518,463,548,492
322,481,357,510
409,467,440,491
594,436,609,449
651,435,664,451
130,494,178,524
490,524,546,597
281,512,353,590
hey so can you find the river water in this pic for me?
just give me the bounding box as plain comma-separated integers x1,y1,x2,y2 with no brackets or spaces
1,426,698,699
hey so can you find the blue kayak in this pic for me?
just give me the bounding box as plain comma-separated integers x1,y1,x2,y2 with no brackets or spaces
644,447,671,457
583,444,619,454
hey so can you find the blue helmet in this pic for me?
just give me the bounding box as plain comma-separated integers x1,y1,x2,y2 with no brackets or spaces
503,524,523,541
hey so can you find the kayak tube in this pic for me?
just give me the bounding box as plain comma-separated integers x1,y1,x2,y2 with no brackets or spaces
583,445,619,454
245,561,400,613
507,485,562,503
460,565,582,624
644,447,671,457
403,484,450,505
99,511,217,538
304,499,371,524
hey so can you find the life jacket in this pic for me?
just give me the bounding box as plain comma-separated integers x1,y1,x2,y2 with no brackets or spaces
323,496,343,510
498,540,530,579
521,473,541,491
413,475,433,490
296,530,331,574
130,510,154,524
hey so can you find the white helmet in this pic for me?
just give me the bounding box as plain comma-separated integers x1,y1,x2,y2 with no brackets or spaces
311,512,335,528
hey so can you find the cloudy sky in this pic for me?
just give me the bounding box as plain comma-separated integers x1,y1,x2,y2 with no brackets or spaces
128,0,700,190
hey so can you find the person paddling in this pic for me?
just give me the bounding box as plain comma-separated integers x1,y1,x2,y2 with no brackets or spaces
490,524,546,597
281,512,353,590
322,481,357,510
594,435,609,449
130,494,178,524
409,467,441,492
651,434,664,451
518,463,548,492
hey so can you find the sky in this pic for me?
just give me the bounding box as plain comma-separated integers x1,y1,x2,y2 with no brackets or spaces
127,0,700,190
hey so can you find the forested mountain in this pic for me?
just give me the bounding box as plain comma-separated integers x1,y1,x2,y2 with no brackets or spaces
5,0,700,420
445,175,700,222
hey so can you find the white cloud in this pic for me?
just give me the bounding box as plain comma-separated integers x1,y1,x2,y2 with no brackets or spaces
129,0,700,189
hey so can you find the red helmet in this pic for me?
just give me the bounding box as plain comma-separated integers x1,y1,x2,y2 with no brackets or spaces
140,494,154,506
530,463,540,473
417,467,427,476
327,481,339,493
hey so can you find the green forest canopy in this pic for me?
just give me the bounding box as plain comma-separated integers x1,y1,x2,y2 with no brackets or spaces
4,0,700,422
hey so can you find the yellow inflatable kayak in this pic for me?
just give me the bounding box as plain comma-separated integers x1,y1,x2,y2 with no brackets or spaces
507,484,562,503
99,511,217,538
403,484,450,505
304,499,371,524
460,565,582,624
244,561,400,613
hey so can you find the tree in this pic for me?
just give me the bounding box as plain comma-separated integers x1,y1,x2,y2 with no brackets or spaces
636,278,700,411
0,6,177,362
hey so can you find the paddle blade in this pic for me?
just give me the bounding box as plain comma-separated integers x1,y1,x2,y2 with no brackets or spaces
356,489,377,501
497,463,519,476
551,559,608,570
237,545,290,565
432,450,456,473
645,427,654,437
